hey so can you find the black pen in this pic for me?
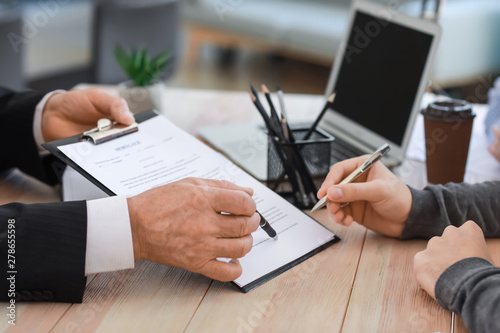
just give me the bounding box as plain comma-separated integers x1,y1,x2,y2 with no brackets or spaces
257,211,278,240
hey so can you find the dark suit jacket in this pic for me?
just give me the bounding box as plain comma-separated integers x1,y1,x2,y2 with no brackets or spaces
0,87,87,303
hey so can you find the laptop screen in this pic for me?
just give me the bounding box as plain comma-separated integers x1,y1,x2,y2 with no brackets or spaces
329,10,434,145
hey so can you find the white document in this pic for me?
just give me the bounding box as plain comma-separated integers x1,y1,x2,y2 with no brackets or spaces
58,115,337,291
62,166,109,201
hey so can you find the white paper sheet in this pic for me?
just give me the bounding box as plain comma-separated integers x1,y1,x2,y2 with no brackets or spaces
59,115,337,289
62,166,108,201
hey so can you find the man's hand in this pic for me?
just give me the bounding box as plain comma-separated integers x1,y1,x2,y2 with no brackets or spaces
42,89,135,142
488,125,500,162
127,178,260,281
317,155,412,238
413,221,493,299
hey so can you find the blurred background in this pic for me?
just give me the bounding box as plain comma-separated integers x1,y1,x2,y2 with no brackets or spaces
1,0,499,102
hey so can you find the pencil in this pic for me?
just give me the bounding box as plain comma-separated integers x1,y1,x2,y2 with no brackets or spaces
281,118,290,142
303,93,336,140
274,86,317,204
262,84,283,140
250,83,259,100
276,86,288,120
251,85,318,207
276,86,294,143
250,92,278,138
250,88,309,205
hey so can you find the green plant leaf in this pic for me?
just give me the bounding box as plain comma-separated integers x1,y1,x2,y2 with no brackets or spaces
114,45,173,87
141,48,150,70
114,44,131,75
151,47,171,67
133,47,144,72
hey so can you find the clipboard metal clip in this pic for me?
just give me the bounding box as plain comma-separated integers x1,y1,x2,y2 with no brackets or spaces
82,118,138,145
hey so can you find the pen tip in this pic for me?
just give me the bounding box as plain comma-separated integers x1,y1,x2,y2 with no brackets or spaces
261,84,269,93
273,235,278,240
310,197,326,212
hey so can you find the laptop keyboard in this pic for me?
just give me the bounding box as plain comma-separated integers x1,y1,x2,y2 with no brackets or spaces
330,136,366,163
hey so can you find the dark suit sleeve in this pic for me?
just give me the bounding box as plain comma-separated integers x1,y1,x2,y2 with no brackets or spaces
0,87,61,184
0,201,88,303
0,87,88,302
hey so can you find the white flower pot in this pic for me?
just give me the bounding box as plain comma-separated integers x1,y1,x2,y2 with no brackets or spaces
118,80,164,114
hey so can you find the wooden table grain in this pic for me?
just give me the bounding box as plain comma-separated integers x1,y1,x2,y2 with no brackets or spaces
1,87,499,333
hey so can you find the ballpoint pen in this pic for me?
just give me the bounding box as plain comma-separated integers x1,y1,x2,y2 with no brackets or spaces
311,143,391,212
257,211,278,240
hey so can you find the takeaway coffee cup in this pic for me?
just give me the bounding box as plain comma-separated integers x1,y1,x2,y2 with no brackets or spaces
421,100,475,184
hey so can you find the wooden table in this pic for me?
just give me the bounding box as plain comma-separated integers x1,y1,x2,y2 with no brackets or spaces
1,87,499,333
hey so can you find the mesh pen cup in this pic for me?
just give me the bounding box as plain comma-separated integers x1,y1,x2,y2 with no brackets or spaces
267,127,333,206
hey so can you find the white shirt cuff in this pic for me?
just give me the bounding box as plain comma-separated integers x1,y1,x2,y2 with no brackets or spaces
33,90,66,151
85,195,135,276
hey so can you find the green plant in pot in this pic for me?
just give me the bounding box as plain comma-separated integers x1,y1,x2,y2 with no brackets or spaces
115,45,172,113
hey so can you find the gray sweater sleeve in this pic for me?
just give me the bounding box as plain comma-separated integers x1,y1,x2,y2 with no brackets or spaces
435,257,500,333
400,181,500,240
399,182,500,332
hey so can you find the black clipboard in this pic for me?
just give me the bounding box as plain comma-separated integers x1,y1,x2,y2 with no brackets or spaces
43,109,340,293
241,233,339,292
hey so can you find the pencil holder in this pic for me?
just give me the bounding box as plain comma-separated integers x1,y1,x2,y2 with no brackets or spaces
267,127,333,208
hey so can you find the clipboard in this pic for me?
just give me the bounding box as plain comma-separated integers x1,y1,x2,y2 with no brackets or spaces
43,109,340,293
43,109,158,196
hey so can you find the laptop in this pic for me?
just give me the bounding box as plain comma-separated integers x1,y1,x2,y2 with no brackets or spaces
198,0,442,180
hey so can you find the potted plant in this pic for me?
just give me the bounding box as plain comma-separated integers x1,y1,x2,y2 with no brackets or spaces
114,45,172,113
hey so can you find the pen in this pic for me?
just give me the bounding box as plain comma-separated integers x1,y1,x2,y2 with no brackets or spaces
311,143,391,212
257,211,278,240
